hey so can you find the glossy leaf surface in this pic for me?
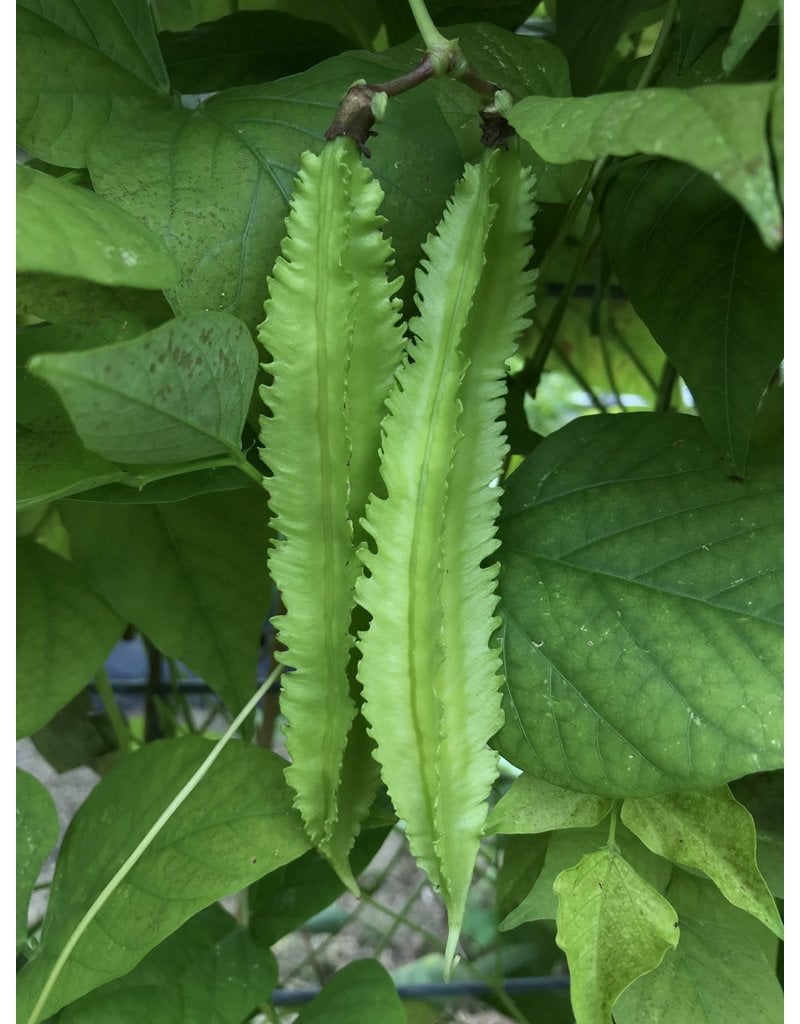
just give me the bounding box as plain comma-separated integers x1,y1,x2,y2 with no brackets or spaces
496,413,783,796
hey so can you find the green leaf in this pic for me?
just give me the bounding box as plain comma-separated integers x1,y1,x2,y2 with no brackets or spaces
159,10,354,92
16,539,125,738
621,787,783,936
500,822,672,930
16,739,309,1023
59,905,277,1024
16,272,173,328
16,166,179,289
677,0,741,68
614,869,783,1024
356,151,536,969
17,423,124,512
554,0,663,94
30,691,119,776
17,769,59,953
495,413,783,796
771,75,783,201
87,49,465,330
508,84,782,248
601,160,783,473
17,0,171,167
554,848,679,1024
722,0,779,71
248,824,390,947
28,312,257,466
152,0,382,42
59,490,270,716
294,960,406,1024
485,775,612,836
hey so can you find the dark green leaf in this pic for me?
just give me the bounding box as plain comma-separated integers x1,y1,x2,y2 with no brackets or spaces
249,824,390,947
508,84,782,247
73,466,252,504
17,0,171,168
17,422,124,511
28,313,258,465
60,489,271,716
294,960,406,1024
16,273,173,328
495,413,783,796
601,160,783,472
59,905,277,1024
722,0,780,71
159,10,355,92
16,739,309,1022
614,869,783,1023
16,166,179,289
31,690,119,776
555,0,664,94
17,539,125,738
17,769,59,952
677,0,741,68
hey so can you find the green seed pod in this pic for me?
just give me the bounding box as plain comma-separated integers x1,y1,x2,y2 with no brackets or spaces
258,136,405,891
355,148,537,974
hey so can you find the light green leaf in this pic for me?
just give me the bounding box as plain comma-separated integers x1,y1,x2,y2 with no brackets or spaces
17,770,59,953
621,787,783,936
17,540,125,738
771,75,783,201
485,775,611,836
16,166,178,289
500,822,671,930
59,490,270,717
356,151,536,970
258,137,403,888
508,84,782,248
722,0,779,71
59,905,277,1024
17,0,171,167
28,312,257,466
294,960,405,1024
614,869,783,1024
554,848,679,1024
495,413,783,796
16,739,309,1023
601,160,783,474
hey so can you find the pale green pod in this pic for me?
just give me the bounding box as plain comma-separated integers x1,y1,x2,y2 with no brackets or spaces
355,149,537,972
258,136,404,890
